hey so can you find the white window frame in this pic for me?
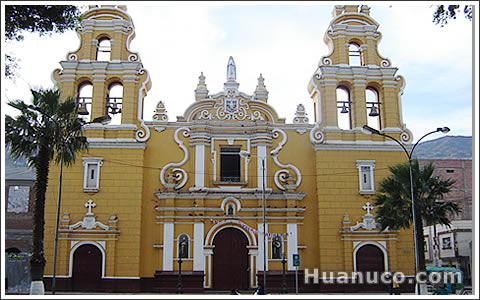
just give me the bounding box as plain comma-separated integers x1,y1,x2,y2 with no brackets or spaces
82,157,103,192
356,160,375,194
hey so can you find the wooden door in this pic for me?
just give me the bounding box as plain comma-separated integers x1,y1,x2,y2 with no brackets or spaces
72,244,102,292
213,228,249,290
356,244,385,272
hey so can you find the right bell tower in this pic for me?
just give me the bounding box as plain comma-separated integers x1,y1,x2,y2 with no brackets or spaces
308,5,412,145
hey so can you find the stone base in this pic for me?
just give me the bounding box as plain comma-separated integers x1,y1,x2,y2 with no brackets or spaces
30,281,45,295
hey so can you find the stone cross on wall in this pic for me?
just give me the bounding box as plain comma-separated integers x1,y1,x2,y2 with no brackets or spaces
363,202,374,215
85,199,96,215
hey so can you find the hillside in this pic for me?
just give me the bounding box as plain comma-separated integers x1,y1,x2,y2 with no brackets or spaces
413,136,472,159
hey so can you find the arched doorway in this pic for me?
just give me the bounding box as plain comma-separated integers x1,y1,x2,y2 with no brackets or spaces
213,227,249,290
356,244,385,272
72,244,102,291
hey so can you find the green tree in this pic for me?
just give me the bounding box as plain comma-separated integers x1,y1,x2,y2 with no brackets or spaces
373,159,460,271
4,5,82,79
433,5,473,27
5,88,88,293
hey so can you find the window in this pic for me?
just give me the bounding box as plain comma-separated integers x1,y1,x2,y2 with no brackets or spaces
83,158,103,192
356,160,375,193
336,86,352,130
107,82,123,124
442,237,452,249
366,87,381,130
272,236,283,259
96,38,111,61
220,147,241,182
7,185,30,213
348,43,362,66
77,82,93,122
178,234,189,259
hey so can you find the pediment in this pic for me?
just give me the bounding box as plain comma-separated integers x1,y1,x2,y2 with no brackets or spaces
180,93,284,123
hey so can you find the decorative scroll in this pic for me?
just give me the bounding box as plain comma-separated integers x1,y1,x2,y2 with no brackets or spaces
309,122,325,144
136,68,151,142
272,129,302,191
159,127,190,190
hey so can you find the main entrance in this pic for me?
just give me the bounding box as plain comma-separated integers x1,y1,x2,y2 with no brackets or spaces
72,244,102,291
212,227,249,290
356,244,385,272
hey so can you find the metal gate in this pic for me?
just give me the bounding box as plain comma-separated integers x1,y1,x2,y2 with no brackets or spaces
5,252,31,293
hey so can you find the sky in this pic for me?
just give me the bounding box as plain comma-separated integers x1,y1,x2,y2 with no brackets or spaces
2,1,477,144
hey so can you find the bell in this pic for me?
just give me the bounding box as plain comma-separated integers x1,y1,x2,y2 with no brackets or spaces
340,102,349,114
369,105,379,117
107,100,121,114
77,101,89,115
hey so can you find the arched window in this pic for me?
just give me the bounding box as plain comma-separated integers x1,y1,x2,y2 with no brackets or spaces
271,236,283,259
336,86,352,130
96,38,111,61
77,82,93,122
178,234,189,259
366,87,381,130
348,43,362,66
107,82,123,124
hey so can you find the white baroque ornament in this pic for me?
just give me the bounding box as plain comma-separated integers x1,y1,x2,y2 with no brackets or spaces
159,127,190,190
309,123,325,144
272,129,302,191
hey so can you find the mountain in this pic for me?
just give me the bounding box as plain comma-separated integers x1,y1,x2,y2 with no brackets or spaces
413,136,472,159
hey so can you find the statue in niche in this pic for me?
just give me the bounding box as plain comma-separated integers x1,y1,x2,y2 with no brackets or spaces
178,234,189,259
272,236,282,259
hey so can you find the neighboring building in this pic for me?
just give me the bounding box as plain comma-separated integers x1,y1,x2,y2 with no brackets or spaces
421,159,472,285
5,167,35,292
42,5,416,293
5,167,35,253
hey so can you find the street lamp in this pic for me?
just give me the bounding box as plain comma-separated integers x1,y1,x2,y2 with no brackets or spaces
362,125,450,295
239,149,278,294
51,115,110,294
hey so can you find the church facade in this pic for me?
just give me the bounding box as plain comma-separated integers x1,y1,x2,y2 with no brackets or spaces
42,5,415,292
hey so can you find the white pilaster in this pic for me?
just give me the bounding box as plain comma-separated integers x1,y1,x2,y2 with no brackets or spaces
257,145,267,189
195,144,205,188
287,223,298,270
256,223,268,271
163,223,174,271
193,222,205,271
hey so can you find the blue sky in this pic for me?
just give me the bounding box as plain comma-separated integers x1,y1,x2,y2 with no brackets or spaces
2,1,477,143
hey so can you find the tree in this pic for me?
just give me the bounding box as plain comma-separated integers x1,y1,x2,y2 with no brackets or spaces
5,88,88,293
433,5,473,27
4,5,82,79
373,159,460,271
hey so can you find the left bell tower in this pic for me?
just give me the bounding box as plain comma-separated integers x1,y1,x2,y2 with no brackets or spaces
52,5,151,134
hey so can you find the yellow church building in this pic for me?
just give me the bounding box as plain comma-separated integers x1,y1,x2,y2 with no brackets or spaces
42,4,415,293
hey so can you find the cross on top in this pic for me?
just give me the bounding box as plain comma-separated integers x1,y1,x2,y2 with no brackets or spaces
363,202,374,215
85,199,96,214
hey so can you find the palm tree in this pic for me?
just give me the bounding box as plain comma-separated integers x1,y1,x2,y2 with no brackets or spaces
373,159,460,271
5,88,88,292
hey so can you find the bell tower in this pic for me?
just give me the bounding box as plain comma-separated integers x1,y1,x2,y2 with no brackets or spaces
308,5,412,145
52,5,151,137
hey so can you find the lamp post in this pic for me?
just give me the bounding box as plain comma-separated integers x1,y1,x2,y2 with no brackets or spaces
281,252,287,294
51,115,110,294
239,149,278,294
362,125,450,295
